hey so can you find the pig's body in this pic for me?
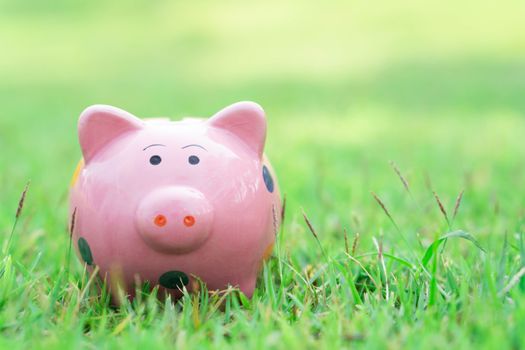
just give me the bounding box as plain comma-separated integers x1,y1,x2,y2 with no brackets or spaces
69,102,281,298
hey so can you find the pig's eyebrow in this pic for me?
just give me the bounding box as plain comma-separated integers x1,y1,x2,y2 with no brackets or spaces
143,144,167,151
181,144,208,151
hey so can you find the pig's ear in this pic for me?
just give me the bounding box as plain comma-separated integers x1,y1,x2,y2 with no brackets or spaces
78,105,144,164
208,101,267,158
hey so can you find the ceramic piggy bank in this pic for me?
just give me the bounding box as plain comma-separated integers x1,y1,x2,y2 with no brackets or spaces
69,102,281,299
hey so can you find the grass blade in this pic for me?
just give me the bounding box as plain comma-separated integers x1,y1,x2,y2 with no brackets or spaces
422,230,485,267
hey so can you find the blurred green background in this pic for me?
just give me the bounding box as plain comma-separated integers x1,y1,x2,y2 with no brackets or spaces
3,1,525,348
1,0,525,274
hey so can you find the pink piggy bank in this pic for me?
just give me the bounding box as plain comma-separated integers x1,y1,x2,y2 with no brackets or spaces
69,102,281,299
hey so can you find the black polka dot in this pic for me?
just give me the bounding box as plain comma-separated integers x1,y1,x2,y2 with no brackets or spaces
78,237,93,265
159,271,189,289
188,155,200,165
150,155,162,165
262,165,274,193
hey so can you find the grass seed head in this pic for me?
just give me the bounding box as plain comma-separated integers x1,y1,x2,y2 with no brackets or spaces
281,195,287,223
371,192,397,226
452,190,464,221
302,209,319,240
15,181,30,219
344,228,349,255
390,161,410,193
69,207,77,238
432,191,450,224
352,232,360,256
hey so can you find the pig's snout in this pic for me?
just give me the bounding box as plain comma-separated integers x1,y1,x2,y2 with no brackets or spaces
136,187,214,254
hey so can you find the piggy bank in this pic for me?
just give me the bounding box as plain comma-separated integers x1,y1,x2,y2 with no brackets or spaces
69,102,281,299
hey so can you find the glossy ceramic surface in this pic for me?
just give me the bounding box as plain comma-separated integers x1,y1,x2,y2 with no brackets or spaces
69,102,281,299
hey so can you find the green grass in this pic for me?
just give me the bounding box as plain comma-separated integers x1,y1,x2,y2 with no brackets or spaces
1,0,525,348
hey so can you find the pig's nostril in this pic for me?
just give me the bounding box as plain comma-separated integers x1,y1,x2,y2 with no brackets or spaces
183,215,195,227
154,214,167,227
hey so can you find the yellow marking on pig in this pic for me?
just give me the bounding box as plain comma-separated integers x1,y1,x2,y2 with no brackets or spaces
70,159,84,187
262,242,275,261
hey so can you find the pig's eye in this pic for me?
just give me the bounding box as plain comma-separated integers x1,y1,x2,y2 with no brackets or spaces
188,155,200,165
150,155,162,165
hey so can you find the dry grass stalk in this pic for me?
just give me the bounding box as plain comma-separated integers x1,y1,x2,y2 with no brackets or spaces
302,209,327,259
452,190,464,222
390,161,410,193
4,181,30,256
69,208,77,238
272,205,278,236
344,228,349,255
281,195,287,223
352,232,360,256
371,192,399,230
302,209,319,240
433,191,450,227
66,208,78,276
15,181,30,219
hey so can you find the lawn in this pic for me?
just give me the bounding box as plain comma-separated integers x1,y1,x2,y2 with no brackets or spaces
1,0,525,348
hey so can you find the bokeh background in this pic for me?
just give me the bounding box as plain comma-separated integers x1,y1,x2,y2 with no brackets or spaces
1,0,525,263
